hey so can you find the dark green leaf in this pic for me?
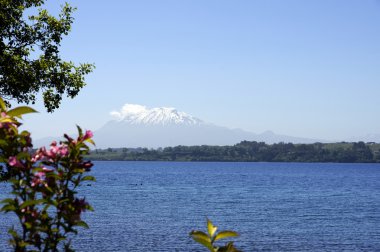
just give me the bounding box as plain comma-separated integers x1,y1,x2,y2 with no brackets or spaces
75,221,89,229
0,198,15,204
81,176,95,181
20,199,44,209
1,205,16,212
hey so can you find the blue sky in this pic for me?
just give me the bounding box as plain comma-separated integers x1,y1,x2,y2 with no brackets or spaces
20,0,380,141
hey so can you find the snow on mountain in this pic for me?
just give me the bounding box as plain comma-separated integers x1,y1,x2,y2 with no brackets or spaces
110,104,203,126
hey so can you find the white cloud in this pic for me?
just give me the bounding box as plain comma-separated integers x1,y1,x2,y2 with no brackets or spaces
110,104,148,120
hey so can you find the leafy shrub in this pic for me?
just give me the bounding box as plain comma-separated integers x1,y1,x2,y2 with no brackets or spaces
0,97,95,251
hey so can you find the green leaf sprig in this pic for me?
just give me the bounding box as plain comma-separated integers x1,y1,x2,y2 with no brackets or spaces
190,219,241,252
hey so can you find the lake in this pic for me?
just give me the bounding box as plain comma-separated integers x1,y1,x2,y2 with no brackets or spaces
1,162,380,251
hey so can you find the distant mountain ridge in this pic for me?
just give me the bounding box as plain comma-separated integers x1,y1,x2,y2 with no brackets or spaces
90,104,322,148
349,133,380,143
34,104,380,148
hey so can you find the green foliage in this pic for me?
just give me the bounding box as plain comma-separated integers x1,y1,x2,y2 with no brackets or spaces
87,141,380,163
0,97,95,251
190,219,240,252
0,0,94,112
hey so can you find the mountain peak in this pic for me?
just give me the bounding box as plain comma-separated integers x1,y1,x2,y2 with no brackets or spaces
110,103,203,126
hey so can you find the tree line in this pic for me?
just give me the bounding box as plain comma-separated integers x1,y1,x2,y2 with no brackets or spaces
88,141,380,163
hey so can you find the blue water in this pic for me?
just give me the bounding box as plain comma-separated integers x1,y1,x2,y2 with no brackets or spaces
1,162,380,251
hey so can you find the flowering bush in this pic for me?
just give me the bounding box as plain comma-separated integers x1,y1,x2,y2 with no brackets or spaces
0,97,95,251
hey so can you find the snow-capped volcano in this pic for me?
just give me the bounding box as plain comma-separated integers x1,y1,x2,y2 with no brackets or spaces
110,104,203,126
74,103,322,148
34,103,322,148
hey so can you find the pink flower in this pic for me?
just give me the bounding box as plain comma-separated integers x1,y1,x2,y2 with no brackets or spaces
50,145,59,155
31,154,41,163
8,156,24,168
32,147,47,162
59,146,69,156
83,130,93,140
32,143,69,162
31,167,53,187
31,172,45,187
8,156,17,166
52,144,69,157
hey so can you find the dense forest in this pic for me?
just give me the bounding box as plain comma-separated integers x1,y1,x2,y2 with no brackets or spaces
86,141,380,163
